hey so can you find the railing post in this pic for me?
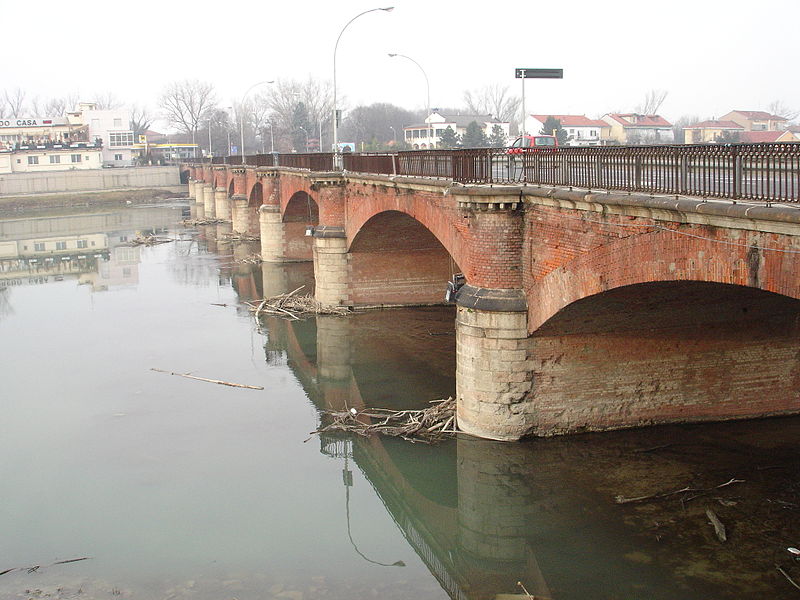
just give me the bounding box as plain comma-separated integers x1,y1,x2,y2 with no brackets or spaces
732,146,742,200
678,150,688,195
634,155,643,190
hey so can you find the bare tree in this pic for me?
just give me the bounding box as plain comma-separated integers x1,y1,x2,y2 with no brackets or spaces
767,100,799,123
4,88,27,118
635,89,669,115
93,92,122,110
43,94,79,116
672,114,701,144
129,104,154,137
159,79,217,144
463,84,520,123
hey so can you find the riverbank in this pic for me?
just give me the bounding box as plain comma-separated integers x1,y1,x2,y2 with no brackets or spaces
0,186,187,212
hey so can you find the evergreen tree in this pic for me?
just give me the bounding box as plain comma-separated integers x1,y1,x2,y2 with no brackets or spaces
540,116,568,146
461,121,490,148
437,125,461,149
488,124,507,148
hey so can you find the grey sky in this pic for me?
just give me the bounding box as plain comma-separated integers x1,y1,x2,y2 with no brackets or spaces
3,0,798,127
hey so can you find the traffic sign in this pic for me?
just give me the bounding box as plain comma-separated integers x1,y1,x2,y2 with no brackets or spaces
515,68,563,79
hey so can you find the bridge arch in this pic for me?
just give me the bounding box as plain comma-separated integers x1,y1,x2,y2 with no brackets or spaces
347,210,462,306
283,191,318,225
526,226,800,331
249,181,263,206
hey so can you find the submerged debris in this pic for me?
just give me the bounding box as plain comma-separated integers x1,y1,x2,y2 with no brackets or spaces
311,397,458,443
247,286,350,320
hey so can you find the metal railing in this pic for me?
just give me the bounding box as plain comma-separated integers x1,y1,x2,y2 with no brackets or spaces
183,143,800,203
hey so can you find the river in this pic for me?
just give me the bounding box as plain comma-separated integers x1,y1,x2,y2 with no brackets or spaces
0,200,798,599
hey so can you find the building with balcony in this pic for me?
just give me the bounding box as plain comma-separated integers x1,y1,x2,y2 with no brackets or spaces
67,103,134,166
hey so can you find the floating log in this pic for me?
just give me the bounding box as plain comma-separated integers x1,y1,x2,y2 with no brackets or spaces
182,217,231,226
614,478,744,505
129,235,174,246
150,368,264,390
705,508,727,542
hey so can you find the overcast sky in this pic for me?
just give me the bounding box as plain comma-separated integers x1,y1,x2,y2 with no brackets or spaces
3,0,798,127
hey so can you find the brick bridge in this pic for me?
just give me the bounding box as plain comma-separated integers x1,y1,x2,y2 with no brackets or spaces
183,160,800,441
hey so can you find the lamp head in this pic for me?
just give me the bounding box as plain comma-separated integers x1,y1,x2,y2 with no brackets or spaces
381,6,395,11
388,53,397,57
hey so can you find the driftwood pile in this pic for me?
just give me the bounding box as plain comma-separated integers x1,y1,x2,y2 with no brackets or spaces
222,232,260,242
129,235,173,246
182,218,230,226
247,286,350,320
236,253,264,264
311,397,458,443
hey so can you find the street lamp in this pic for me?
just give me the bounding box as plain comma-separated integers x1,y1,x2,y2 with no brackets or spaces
240,80,274,164
297,126,309,152
389,125,396,145
333,6,394,168
266,121,274,153
388,53,431,148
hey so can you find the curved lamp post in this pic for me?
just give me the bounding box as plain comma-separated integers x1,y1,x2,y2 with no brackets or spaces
240,80,274,164
333,6,394,168
388,53,431,148
297,126,309,152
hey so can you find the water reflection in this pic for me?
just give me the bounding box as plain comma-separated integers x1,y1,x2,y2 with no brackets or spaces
1,204,798,600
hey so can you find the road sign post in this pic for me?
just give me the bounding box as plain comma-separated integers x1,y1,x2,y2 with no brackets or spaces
515,67,564,145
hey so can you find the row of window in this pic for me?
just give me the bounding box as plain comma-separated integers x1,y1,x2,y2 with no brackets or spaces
108,132,134,147
31,239,93,252
405,128,449,139
27,154,85,165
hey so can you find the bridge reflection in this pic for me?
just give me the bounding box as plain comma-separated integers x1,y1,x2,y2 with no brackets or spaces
228,259,721,600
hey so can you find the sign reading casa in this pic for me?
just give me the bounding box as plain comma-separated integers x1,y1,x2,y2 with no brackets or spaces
0,118,52,128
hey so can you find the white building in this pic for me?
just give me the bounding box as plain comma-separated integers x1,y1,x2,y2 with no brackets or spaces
67,102,134,166
404,111,510,149
0,141,103,174
527,115,610,146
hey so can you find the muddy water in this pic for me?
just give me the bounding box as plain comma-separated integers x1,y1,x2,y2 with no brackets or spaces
0,202,798,599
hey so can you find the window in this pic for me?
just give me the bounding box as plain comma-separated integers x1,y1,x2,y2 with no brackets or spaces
108,132,134,147
71,154,81,163
77,240,88,249
50,155,61,164
114,153,123,161
34,242,45,252
27,156,39,165
56,241,67,250
113,118,122,127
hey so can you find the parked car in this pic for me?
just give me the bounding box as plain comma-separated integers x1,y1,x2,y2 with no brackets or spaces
507,135,558,154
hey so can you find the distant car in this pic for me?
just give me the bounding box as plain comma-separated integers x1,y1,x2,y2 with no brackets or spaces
507,135,558,154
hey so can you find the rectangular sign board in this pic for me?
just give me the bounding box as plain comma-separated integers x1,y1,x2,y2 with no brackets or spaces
515,68,563,79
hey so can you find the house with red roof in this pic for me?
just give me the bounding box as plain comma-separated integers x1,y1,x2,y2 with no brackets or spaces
601,113,674,144
527,115,609,146
719,110,788,132
739,130,797,143
683,120,744,144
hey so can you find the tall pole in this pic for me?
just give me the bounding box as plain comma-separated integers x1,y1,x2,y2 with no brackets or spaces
268,122,274,153
388,53,431,147
333,6,394,168
521,77,526,142
207,120,212,158
239,80,274,165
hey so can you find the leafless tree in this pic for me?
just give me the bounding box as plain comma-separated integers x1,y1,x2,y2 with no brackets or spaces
463,84,520,123
4,88,27,118
635,89,669,115
159,79,218,144
767,100,799,123
129,104,154,137
671,114,701,144
43,94,79,116
93,92,122,110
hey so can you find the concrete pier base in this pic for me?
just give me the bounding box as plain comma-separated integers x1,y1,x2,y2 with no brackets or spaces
214,188,231,221
455,285,533,441
259,205,285,262
231,196,249,234
202,183,216,218
188,180,196,199
313,228,349,306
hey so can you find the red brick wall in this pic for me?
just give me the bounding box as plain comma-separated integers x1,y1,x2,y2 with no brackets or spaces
528,282,800,434
348,211,454,306
282,192,318,261
524,204,800,331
